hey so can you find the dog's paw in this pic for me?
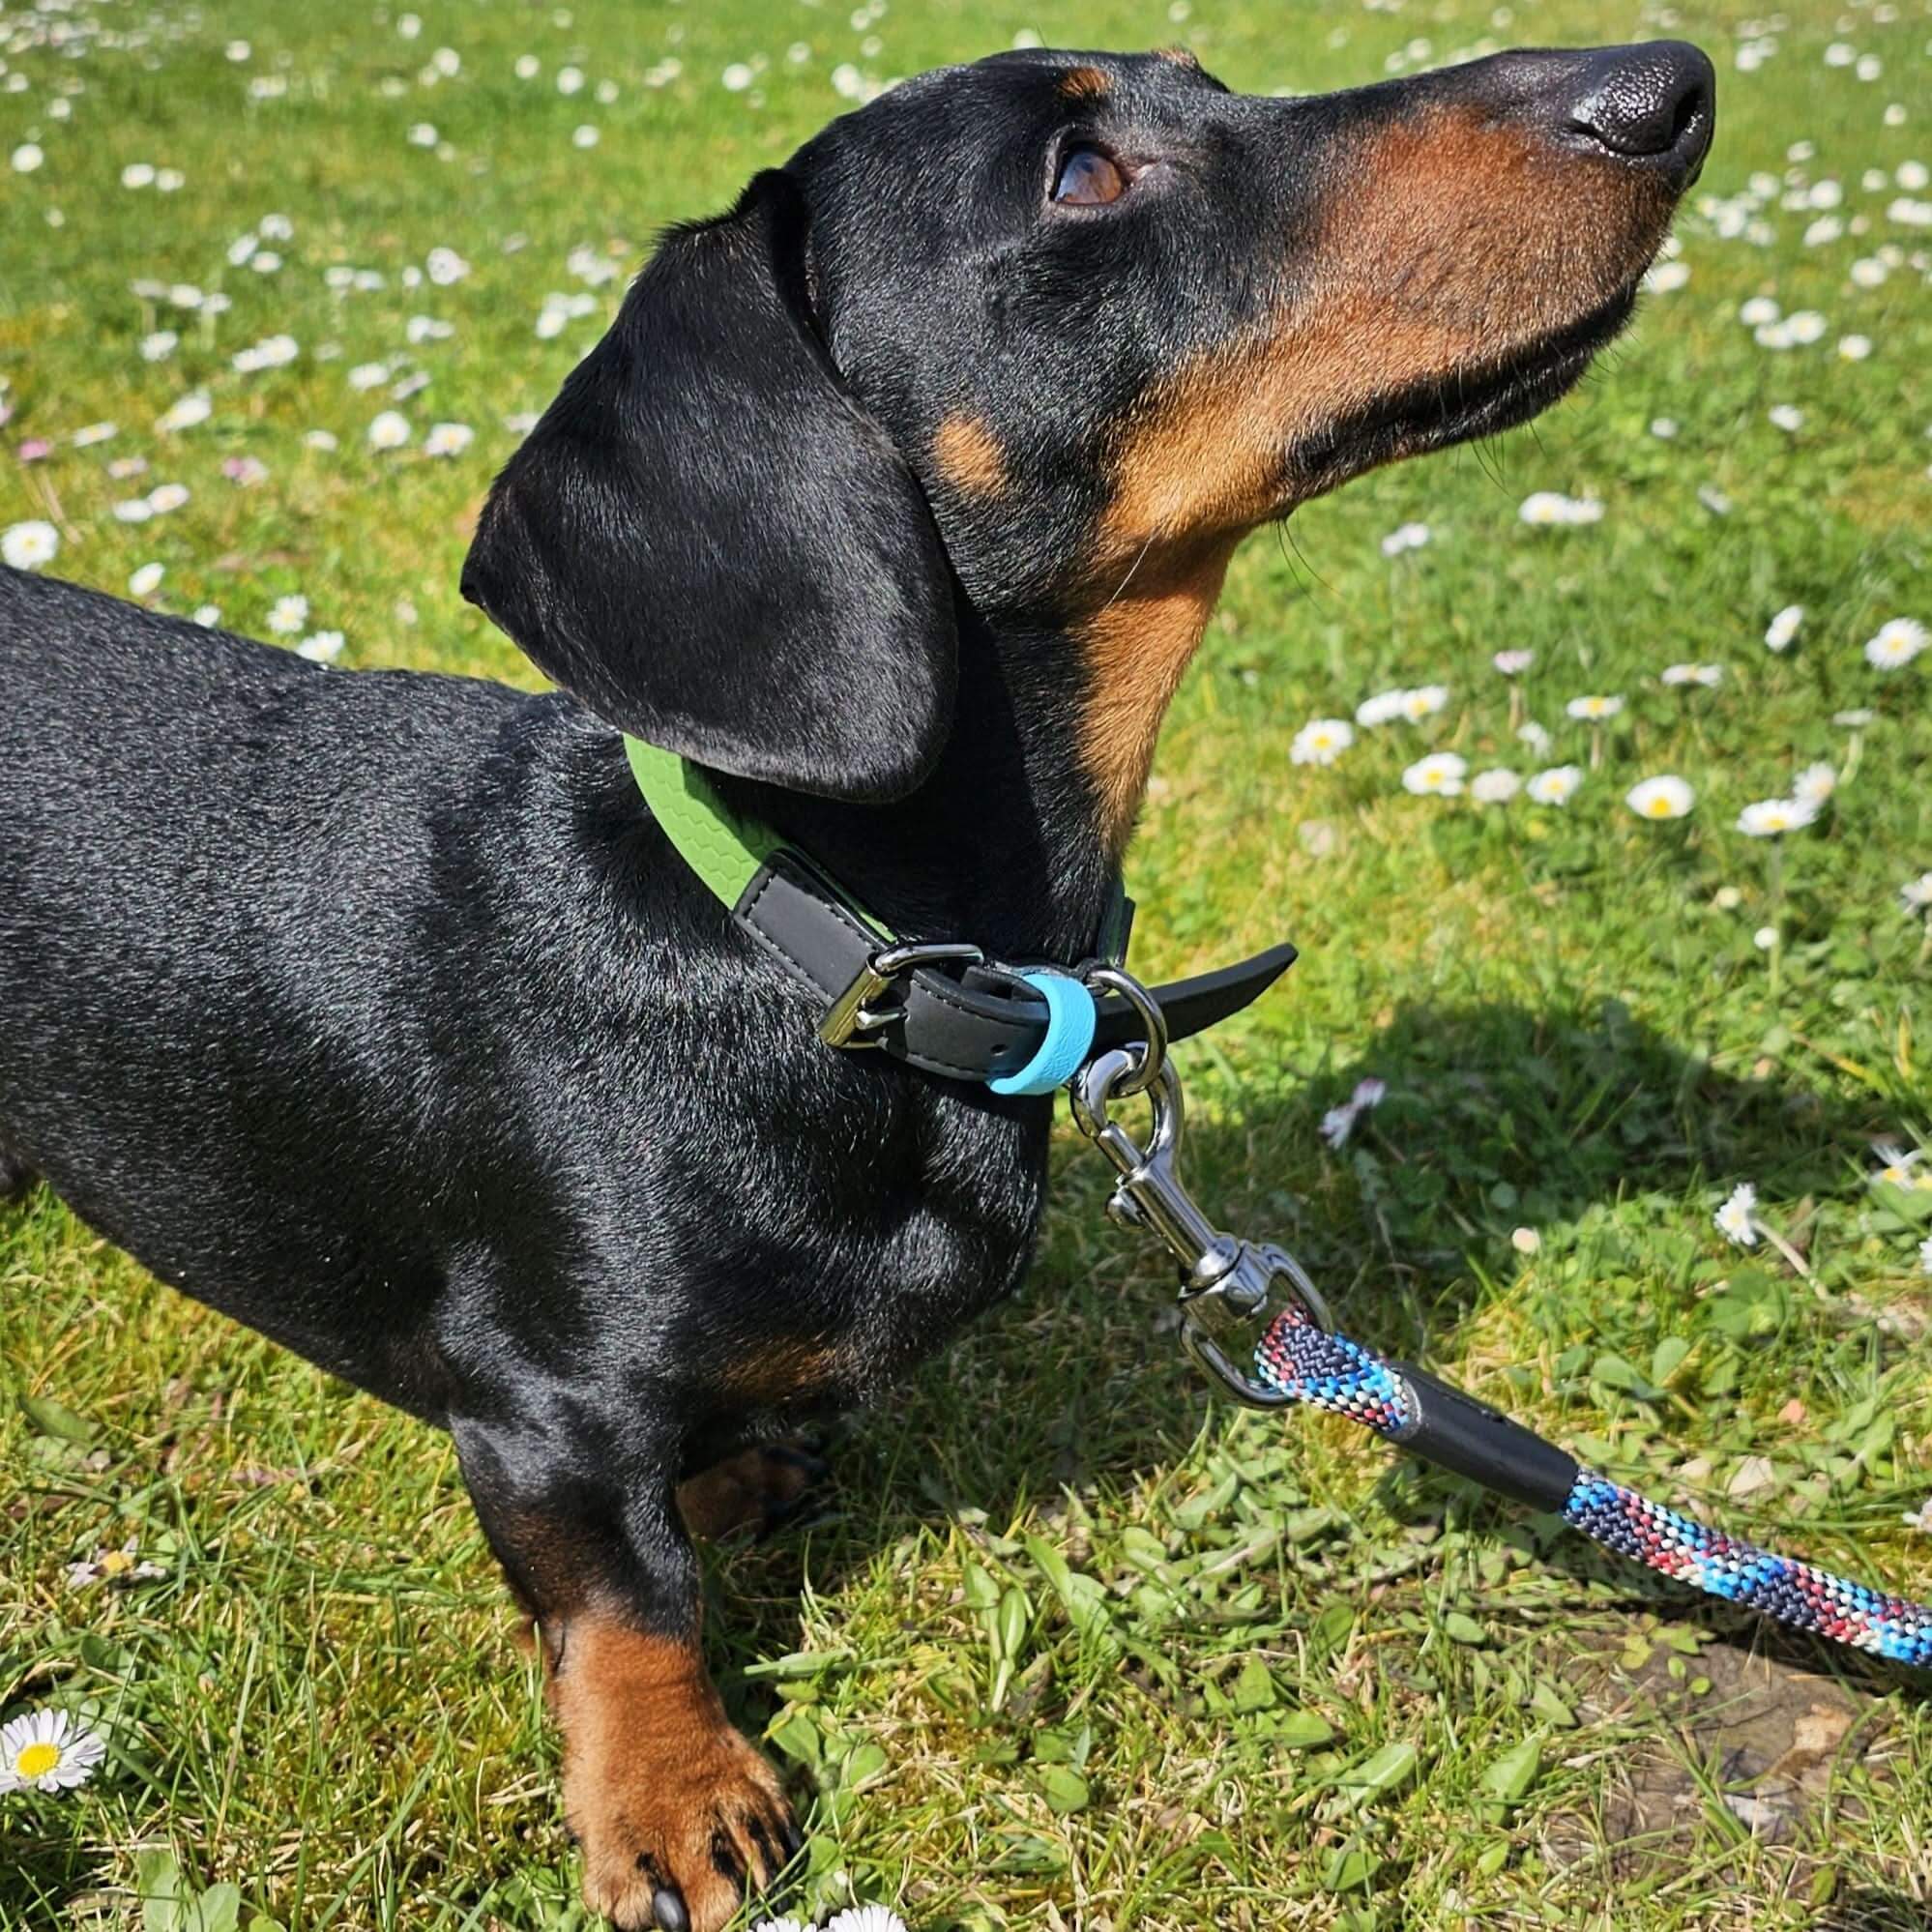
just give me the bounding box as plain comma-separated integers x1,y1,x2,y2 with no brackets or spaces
676,1440,830,1542
555,1620,801,1932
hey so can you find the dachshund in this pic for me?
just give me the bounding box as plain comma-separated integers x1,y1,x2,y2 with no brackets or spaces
0,40,1712,1931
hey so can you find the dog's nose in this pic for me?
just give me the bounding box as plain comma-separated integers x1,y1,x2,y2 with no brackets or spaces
1564,42,1714,174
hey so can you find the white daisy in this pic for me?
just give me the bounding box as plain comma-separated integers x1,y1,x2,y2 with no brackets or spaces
1920,1242,1932,1281
1904,1493,1932,1530
1399,684,1449,722
155,392,213,436
824,1905,911,1932
128,563,164,598
1526,766,1583,805
1516,720,1552,755
1492,649,1534,676
147,483,190,514
11,142,44,174
1290,717,1354,767
1738,296,1780,326
1401,751,1466,797
1832,709,1875,728
1565,693,1625,720
1354,688,1407,728
1379,520,1429,557
0,1708,106,1793
1784,309,1827,343
1660,663,1722,687
1768,403,1803,431
423,422,474,457
1838,335,1872,361
367,411,412,451
1863,618,1926,669
1626,776,1695,820
1714,1182,1759,1247
192,605,221,628
1872,1148,1923,1188
1737,797,1819,836
1791,762,1835,805
296,631,345,663
1470,768,1520,804
1899,872,1932,913
2,519,59,571
1764,604,1802,651
267,595,309,635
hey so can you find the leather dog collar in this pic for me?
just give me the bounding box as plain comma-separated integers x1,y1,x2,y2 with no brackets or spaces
624,735,1295,1088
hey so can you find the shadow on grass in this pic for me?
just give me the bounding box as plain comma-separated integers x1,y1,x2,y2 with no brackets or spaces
719,996,1915,1664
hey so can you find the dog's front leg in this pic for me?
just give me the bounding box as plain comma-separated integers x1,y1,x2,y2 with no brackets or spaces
454,1412,800,1932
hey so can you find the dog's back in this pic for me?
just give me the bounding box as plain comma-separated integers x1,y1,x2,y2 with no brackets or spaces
0,566,550,1396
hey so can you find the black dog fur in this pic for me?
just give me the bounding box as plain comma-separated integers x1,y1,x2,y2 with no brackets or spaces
0,42,1711,1930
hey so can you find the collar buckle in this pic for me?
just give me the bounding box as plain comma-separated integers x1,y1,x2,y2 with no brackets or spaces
818,940,985,1050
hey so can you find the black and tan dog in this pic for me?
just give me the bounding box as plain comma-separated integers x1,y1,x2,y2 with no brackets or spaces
0,41,1712,1931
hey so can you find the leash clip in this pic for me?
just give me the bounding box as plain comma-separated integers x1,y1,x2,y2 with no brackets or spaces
1069,1035,1331,1409
818,940,984,1049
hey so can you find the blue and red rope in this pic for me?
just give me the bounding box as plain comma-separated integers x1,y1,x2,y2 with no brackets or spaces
1250,1300,1932,1667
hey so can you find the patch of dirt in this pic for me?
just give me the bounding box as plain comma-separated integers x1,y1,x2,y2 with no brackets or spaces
1540,1628,1920,1904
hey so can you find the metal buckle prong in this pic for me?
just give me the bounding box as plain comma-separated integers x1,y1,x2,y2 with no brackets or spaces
818,939,984,1049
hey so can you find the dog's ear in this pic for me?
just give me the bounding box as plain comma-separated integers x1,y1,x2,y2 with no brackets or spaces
461,170,956,803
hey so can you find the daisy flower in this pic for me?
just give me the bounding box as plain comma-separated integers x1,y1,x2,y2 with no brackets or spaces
296,631,345,663
1660,663,1723,687
12,142,44,173
1492,649,1534,675
2,519,59,571
1831,709,1874,729
128,563,164,598
1398,684,1449,722
423,422,474,457
1354,688,1407,728
1791,762,1835,805
1565,693,1624,720
1470,768,1520,804
65,1540,164,1587
148,483,190,514
1863,618,1926,669
1516,719,1552,755
1737,797,1818,835
825,1912,911,1932
0,1708,106,1793
1899,872,1932,914
1768,403,1803,432
267,595,309,635
1920,1242,1932,1281
1526,766,1583,805
1870,1148,1925,1189
1626,775,1694,819
157,392,212,434
1518,490,1603,526
1320,1076,1387,1149
1714,1182,1759,1247
1379,520,1429,557
1904,1493,1932,1530
367,411,411,451
1764,604,1802,651
1290,717,1354,766
1401,751,1466,797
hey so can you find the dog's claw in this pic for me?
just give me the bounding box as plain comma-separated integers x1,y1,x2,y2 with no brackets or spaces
652,1888,688,1932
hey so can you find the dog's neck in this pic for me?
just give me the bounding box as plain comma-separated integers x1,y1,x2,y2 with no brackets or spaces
717,607,1132,965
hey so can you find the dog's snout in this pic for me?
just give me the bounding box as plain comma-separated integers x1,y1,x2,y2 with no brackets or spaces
1564,41,1714,175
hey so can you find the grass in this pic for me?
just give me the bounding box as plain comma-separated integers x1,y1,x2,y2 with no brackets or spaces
2,0,1929,1926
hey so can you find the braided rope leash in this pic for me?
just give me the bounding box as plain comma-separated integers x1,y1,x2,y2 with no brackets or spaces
1252,1300,1932,1668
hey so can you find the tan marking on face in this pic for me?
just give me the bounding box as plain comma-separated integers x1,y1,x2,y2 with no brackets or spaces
1076,536,1238,856
1059,65,1111,101
551,1615,794,1932
931,413,1009,496
1099,108,1674,557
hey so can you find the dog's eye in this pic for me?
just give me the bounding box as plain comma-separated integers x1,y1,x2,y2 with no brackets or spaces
1052,145,1127,207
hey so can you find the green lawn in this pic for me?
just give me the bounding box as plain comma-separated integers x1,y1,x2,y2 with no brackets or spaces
2,0,1928,1927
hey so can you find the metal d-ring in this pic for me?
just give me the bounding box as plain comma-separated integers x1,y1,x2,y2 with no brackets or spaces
1081,962,1168,1098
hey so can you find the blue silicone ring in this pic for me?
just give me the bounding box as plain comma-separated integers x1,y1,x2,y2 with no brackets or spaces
986,971,1098,1097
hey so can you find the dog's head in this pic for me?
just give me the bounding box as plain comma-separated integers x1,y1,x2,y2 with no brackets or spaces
463,42,1712,834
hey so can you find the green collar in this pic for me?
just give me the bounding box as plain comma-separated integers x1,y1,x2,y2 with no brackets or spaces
624,735,1140,962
